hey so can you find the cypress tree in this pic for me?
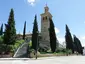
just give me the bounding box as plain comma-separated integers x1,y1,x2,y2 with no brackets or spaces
73,35,83,54
23,21,26,40
0,24,3,35
4,9,16,45
32,15,38,50
65,25,74,53
32,15,39,59
49,18,57,53
0,29,1,36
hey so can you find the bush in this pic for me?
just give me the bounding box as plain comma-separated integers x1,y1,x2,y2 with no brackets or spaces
0,36,25,55
66,49,72,55
0,36,3,44
5,45,13,54
0,44,13,54
0,44,5,54
12,40,24,52
0,36,5,54
29,40,32,47
56,48,72,55
56,48,66,53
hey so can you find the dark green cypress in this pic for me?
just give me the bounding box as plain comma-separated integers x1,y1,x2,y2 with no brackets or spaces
65,25,74,53
0,24,3,35
0,29,1,36
32,15,38,50
73,35,83,54
23,21,26,40
4,9,16,45
49,18,57,53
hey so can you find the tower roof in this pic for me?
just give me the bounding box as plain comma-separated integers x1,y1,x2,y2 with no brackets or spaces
44,4,49,13
41,5,52,18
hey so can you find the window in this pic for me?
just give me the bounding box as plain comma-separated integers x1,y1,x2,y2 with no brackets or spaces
46,16,47,20
43,17,44,20
43,16,47,20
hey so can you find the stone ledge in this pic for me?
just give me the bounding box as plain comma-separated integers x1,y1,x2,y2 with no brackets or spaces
0,55,12,58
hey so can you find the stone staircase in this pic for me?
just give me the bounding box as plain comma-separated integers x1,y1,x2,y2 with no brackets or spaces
13,42,29,58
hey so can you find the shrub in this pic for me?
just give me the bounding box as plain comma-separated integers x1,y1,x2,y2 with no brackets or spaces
0,44,13,54
29,40,32,47
66,49,72,55
12,40,24,52
0,36,3,44
56,48,65,52
0,44,5,54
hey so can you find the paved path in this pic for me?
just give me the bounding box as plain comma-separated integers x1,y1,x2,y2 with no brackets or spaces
13,42,28,58
0,56,85,64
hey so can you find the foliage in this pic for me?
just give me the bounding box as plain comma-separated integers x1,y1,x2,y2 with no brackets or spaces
23,21,26,40
55,48,72,55
49,18,57,53
13,40,24,52
0,44,5,54
65,25,74,53
3,9,16,45
0,36,3,44
73,35,83,54
65,49,72,55
0,44,13,54
32,15,38,50
56,48,66,53
40,52,48,54
29,40,32,47
0,36,4,54
0,24,3,35
0,39,24,55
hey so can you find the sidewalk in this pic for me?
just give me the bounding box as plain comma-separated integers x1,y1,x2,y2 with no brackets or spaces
0,56,85,64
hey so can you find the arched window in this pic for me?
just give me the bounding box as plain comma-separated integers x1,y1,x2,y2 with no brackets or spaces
43,17,44,20
46,16,47,20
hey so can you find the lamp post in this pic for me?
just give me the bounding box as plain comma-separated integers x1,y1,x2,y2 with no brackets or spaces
35,31,39,59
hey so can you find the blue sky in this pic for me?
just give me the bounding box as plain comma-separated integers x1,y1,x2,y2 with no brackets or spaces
0,0,85,46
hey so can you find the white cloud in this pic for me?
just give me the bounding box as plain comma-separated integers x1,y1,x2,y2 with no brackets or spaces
81,36,85,40
78,36,85,46
27,0,36,6
54,27,65,44
58,37,65,44
54,27,60,35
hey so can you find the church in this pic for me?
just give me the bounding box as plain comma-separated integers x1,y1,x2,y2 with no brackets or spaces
16,5,62,52
14,5,65,57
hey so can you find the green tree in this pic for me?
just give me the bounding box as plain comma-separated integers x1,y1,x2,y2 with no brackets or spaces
73,35,83,54
49,18,57,53
65,25,74,53
32,15,38,59
32,15,38,50
0,24,3,35
23,21,26,40
4,9,16,45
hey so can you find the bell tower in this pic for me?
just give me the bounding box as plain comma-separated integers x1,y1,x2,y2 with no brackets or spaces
40,5,52,50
